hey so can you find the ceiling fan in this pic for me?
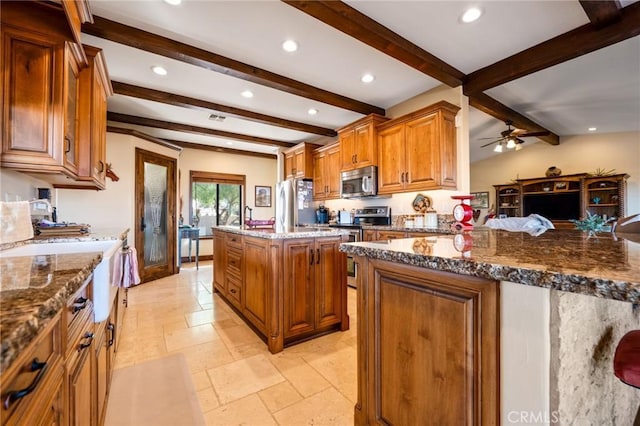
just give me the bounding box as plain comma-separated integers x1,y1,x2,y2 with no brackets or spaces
480,120,550,152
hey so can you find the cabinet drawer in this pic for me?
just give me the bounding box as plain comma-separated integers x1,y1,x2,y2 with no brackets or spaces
1,314,63,422
227,276,242,306
66,305,94,360
226,233,243,250
226,248,243,278
66,279,92,332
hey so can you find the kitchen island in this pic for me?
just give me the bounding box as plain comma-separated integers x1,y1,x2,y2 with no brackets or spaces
342,229,640,425
212,226,350,353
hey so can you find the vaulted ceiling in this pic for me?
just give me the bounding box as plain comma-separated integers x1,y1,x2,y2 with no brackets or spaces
80,0,640,162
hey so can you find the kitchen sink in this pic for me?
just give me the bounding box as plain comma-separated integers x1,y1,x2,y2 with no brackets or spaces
0,240,122,323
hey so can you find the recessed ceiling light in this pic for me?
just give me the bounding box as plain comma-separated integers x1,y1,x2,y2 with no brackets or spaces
163,0,181,5
308,108,318,115
151,65,167,76
241,90,254,98
282,40,298,53
361,73,375,83
461,7,482,23
588,127,597,132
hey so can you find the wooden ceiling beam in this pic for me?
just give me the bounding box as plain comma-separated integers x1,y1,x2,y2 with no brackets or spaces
579,0,622,28
468,93,559,145
111,81,337,137
464,1,640,94
83,16,384,116
283,0,465,87
107,126,182,151
163,139,277,159
107,112,297,148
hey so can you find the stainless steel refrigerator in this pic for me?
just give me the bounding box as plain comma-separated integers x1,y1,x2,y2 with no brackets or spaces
275,178,315,229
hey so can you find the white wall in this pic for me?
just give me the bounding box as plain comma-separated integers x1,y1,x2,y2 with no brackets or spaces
178,148,277,256
470,131,640,219
321,84,470,217
0,169,51,202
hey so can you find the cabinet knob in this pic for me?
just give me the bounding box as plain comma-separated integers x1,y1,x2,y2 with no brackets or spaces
229,288,237,294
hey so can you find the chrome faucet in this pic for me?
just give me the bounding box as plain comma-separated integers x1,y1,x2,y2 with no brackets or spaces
244,205,253,221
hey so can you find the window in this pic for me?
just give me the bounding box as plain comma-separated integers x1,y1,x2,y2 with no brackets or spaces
190,171,245,237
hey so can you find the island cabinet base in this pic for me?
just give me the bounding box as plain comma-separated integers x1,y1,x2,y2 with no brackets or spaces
213,230,349,354
354,257,499,426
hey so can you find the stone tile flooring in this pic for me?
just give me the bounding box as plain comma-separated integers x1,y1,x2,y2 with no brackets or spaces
111,264,357,425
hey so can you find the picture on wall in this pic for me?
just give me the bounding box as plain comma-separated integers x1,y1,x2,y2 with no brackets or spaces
470,191,490,209
255,186,272,207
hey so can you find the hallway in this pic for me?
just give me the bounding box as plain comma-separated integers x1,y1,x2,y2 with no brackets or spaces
110,264,357,425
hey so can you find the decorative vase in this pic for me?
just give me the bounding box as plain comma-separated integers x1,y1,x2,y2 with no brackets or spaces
545,166,562,177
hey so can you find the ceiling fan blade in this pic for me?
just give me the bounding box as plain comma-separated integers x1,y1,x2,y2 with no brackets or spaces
519,131,551,137
477,136,499,140
480,138,504,148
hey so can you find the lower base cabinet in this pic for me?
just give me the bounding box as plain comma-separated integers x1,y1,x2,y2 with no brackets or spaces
213,230,349,353
354,257,499,425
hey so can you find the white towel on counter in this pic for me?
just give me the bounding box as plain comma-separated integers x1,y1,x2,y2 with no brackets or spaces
0,201,34,244
112,247,141,288
485,214,555,236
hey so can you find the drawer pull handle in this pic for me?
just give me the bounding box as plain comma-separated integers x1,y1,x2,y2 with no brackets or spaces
316,248,320,264
3,358,48,410
72,297,88,313
79,332,94,350
107,323,115,347
310,249,314,265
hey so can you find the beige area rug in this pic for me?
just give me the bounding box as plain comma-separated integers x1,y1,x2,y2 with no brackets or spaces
105,353,205,426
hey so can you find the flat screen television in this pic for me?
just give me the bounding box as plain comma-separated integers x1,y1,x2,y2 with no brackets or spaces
522,193,581,221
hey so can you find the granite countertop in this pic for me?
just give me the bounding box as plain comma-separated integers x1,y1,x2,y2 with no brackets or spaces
341,229,640,303
0,229,128,374
213,226,349,239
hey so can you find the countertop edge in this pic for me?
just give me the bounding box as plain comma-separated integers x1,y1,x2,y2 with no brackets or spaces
340,243,639,304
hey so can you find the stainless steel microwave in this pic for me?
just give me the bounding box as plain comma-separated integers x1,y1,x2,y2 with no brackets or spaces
341,166,377,198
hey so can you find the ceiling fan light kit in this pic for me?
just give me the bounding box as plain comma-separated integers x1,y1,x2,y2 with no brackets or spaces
480,120,550,153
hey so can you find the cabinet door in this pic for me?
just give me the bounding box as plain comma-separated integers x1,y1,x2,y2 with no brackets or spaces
404,113,438,191
95,330,108,426
69,348,92,426
243,238,269,334
325,145,342,199
63,43,80,175
354,122,376,168
284,152,295,179
293,148,306,178
1,27,65,170
213,233,226,293
339,129,356,171
283,239,315,338
314,237,344,329
91,69,108,186
377,125,405,194
360,261,498,425
362,229,377,242
312,151,326,200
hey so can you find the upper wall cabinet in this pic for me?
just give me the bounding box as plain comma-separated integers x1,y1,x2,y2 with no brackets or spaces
284,142,315,180
56,45,113,190
312,142,341,201
377,101,459,195
1,2,91,183
338,114,389,172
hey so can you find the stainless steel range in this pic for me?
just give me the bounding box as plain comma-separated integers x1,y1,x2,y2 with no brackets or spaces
329,206,391,288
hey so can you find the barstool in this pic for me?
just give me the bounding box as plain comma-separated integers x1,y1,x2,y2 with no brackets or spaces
613,330,640,424
178,226,200,269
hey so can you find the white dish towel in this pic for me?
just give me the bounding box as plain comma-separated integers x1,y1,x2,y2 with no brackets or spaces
485,214,555,236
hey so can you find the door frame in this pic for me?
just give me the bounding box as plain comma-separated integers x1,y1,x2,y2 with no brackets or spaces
134,148,177,282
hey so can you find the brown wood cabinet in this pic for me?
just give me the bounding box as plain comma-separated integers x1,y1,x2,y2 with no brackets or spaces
312,143,341,200
583,174,628,220
362,229,407,241
0,314,64,426
0,2,84,178
377,101,459,194
57,45,113,190
284,142,315,179
354,258,499,425
338,114,389,171
212,229,349,353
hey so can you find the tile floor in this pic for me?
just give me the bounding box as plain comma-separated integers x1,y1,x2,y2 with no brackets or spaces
111,263,357,425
